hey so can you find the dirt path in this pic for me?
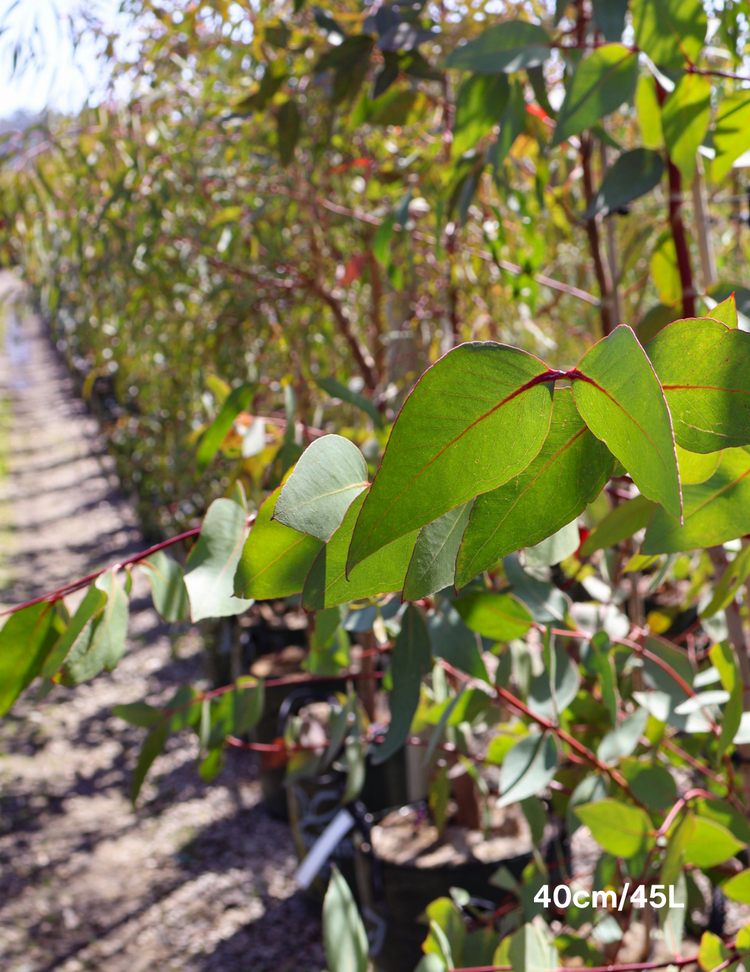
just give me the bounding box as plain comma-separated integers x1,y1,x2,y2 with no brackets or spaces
0,274,324,972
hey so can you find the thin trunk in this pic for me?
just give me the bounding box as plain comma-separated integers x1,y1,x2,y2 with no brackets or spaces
667,158,697,318
600,144,622,329
581,134,616,335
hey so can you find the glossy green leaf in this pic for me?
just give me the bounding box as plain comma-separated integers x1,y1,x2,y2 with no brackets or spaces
303,490,417,610
456,388,613,586
648,319,750,453
675,445,722,486
445,20,551,73
274,435,368,541
138,550,189,623
112,700,163,729
572,325,681,518
497,731,559,807
0,602,55,717
592,0,628,41
184,498,254,621
276,98,300,166
488,79,527,172
454,590,533,642
597,707,649,764
712,93,750,182
636,74,664,149
428,602,488,680
131,719,168,806
452,73,509,158
315,376,383,428
65,571,130,683
709,642,738,694
402,501,473,601
507,921,559,972
699,931,730,972
197,383,255,471
580,495,657,556
574,799,652,857
724,869,750,904
706,293,738,329
661,73,711,184
643,448,750,554
702,544,750,618
631,0,707,70
347,342,555,572
551,45,638,147
682,816,745,867
235,486,323,599
583,149,664,220
372,604,431,764
41,585,107,678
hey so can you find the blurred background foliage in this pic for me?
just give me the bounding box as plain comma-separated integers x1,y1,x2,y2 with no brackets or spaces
1,0,749,539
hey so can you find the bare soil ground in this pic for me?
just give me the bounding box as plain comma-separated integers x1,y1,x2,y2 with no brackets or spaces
0,274,324,972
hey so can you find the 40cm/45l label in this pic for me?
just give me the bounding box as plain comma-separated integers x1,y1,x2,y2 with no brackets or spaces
534,883,684,911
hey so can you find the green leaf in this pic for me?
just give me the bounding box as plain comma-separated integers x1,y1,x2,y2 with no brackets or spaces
525,520,580,567
65,571,130,683
197,383,255,471
488,80,527,173
702,545,750,618
234,486,323,598
676,445,722,486
712,93,750,182
112,700,163,729
643,448,750,554
274,434,368,541
596,707,649,764
302,490,418,610
567,775,608,834
454,590,533,642
276,99,300,166
131,719,167,805
315,376,383,428
425,898,467,964
682,816,745,867
636,74,664,149
347,342,555,572
631,0,707,70
452,73,509,158
574,799,652,857
591,0,628,41
428,602,488,680
579,495,657,556
507,921,559,972
456,387,613,586
583,148,664,219
373,606,431,763
724,868,750,904
705,292,738,329
551,45,638,147
650,235,682,307
138,550,189,623
445,20,551,73
527,642,580,720
719,681,742,759
699,931,730,972
626,764,677,811
504,555,570,624
710,641,738,693
661,73,711,184
234,676,265,733
648,319,750,453
663,871,687,954
0,603,55,716
402,501,473,601
498,732,559,808
184,498,254,621
41,584,107,678
572,325,681,519
199,746,225,783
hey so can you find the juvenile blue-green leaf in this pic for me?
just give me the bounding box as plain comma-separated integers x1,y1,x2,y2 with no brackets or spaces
131,720,168,805
445,20,551,73
112,700,163,729
597,707,649,764
41,584,107,678
661,73,711,184
567,775,607,834
507,920,559,972
643,449,750,554
184,498,254,621
65,571,129,683
551,45,638,147
303,490,418,610
274,434,368,541
572,325,681,518
575,799,652,857
373,605,431,765
197,383,255,470
712,93,750,182
0,602,55,716
503,555,570,623
138,550,189,623
454,590,533,642
452,74,509,158
234,486,323,598
525,520,580,567
592,0,628,41
428,603,488,680
315,376,383,428
583,149,664,220
347,342,555,572
631,0,707,70
456,388,613,586
528,643,580,720
403,501,473,601
488,80,527,172
498,732,558,807
648,319,750,453
580,495,657,556
626,764,677,811
682,816,745,867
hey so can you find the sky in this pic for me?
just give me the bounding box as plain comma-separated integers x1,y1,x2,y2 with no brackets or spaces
0,0,129,119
